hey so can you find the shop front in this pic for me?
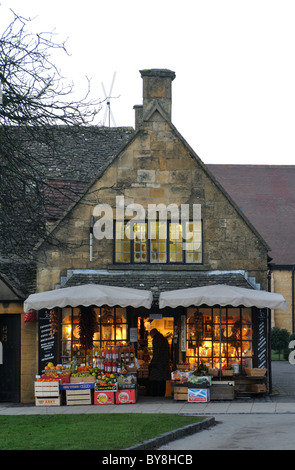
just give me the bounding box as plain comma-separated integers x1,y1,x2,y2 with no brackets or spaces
24,282,287,405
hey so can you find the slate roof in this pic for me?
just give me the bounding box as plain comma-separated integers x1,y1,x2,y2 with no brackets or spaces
208,165,295,265
0,126,134,295
63,270,254,301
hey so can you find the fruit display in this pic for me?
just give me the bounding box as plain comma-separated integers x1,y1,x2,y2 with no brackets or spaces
95,372,117,390
37,375,59,382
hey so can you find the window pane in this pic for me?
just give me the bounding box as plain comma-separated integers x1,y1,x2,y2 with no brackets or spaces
184,222,202,263
150,221,167,263
133,223,147,262
169,223,182,263
115,222,130,262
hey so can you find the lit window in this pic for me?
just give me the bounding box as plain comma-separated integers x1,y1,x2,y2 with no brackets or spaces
115,220,202,264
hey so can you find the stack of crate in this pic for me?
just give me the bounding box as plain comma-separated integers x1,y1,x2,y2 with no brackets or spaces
34,381,61,406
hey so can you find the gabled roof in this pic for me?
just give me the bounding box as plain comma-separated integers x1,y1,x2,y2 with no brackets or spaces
0,272,25,300
38,113,270,254
0,126,135,294
208,164,295,265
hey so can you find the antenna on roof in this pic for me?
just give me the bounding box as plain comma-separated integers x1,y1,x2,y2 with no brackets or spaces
101,72,117,127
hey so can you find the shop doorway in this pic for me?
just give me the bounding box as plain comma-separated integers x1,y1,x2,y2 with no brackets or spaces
137,315,178,368
0,315,20,402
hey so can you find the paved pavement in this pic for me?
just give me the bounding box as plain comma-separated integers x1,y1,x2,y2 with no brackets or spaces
1,361,295,451
0,361,294,416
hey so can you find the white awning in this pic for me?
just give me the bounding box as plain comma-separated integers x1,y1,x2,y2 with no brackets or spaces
24,284,153,310
159,284,287,310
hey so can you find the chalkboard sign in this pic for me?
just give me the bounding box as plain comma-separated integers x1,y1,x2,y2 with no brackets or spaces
257,309,267,368
38,309,57,373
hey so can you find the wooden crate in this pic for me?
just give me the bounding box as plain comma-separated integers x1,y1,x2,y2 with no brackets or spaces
34,382,60,397
173,386,188,401
66,388,92,405
34,382,60,406
211,384,235,400
35,397,61,406
251,383,266,393
70,376,96,383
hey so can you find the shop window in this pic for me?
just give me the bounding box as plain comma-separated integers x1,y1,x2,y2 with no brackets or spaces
186,307,253,370
115,220,203,264
60,306,128,366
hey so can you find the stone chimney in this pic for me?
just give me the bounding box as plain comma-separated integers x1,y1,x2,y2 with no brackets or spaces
134,69,176,129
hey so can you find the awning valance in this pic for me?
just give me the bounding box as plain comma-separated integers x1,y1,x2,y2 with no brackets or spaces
159,284,287,310
24,284,153,311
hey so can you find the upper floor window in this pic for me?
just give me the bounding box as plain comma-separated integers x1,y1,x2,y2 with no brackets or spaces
115,220,202,264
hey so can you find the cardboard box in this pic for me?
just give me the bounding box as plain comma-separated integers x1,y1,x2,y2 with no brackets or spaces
251,383,266,393
94,391,115,405
115,389,136,404
188,388,210,403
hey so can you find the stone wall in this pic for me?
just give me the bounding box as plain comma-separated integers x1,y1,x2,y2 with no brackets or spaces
272,269,294,332
37,110,268,291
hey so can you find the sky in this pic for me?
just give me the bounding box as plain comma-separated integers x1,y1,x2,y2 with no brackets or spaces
1,0,295,165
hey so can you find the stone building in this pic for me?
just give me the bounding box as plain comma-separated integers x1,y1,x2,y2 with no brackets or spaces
1,69,285,403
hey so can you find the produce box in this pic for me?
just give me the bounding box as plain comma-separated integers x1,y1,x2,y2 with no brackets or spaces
66,388,92,405
188,388,210,403
70,375,96,383
173,386,188,401
211,383,235,400
187,375,212,386
116,373,137,389
171,370,191,383
176,363,191,371
60,374,71,384
95,383,117,391
245,368,267,377
34,381,60,397
115,389,137,404
208,367,219,377
35,397,61,406
221,370,234,377
94,391,115,405
251,383,266,393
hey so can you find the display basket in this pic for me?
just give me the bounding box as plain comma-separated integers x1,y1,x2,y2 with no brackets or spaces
208,367,219,377
222,370,234,377
245,368,267,377
176,364,191,371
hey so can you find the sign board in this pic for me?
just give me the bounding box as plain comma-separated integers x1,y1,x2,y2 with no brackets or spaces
129,327,138,343
38,309,56,373
150,314,162,319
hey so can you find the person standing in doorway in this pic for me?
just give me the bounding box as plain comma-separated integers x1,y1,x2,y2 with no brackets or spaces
149,328,171,396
